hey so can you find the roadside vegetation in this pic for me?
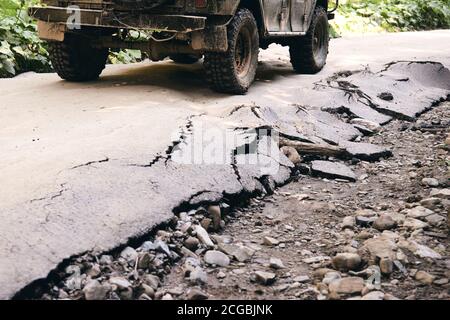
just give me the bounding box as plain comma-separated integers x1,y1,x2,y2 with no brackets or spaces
1,0,449,77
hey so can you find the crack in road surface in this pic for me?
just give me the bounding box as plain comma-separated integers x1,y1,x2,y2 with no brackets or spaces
1,53,450,299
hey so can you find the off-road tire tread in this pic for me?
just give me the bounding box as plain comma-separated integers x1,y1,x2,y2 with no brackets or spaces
203,8,259,94
48,34,108,82
289,7,329,74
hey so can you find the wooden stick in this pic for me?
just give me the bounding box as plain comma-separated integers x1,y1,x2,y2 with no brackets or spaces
279,137,347,157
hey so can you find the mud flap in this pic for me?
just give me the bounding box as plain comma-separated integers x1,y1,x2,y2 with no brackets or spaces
191,25,228,52
37,21,66,42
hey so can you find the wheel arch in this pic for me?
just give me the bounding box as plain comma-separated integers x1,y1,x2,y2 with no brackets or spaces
234,0,266,37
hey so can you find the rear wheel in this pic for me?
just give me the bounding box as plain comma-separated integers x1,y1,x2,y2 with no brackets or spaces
170,54,201,64
289,7,329,74
203,8,259,94
48,33,108,82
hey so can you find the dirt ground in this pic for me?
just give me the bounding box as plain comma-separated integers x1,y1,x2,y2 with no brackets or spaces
160,101,450,300
21,102,449,301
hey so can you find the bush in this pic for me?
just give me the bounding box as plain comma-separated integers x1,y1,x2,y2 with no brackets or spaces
333,0,450,35
0,0,51,77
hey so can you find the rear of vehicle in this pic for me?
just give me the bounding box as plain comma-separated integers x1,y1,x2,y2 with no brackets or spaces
30,0,336,94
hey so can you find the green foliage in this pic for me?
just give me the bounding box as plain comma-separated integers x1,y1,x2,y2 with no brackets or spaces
0,0,51,77
333,0,450,35
108,49,143,64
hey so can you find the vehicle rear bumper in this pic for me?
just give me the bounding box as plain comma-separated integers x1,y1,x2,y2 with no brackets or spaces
29,6,206,33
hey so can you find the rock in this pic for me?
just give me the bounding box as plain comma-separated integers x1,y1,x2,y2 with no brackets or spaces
99,255,113,265
217,271,226,279
138,293,152,300
386,212,406,225
342,216,356,229
83,280,110,300
404,206,434,219
421,178,439,187
433,278,449,286
119,287,134,300
358,236,397,264
311,160,356,182
293,275,310,283
415,271,435,285
425,214,446,226
355,215,377,228
187,288,209,300
200,218,212,230
154,239,172,257
120,247,138,264
207,205,222,231
218,243,254,262
281,146,302,165
384,293,401,300
341,141,392,162
430,188,450,200
183,257,201,276
142,274,160,290
403,217,428,230
361,291,385,300
350,118,381,133
373,215,397,231
332,253,361,271
446,134,450,145
137,252,153,269
161,293,173,300
303,256,330,264
355,209,378,217
194,225,214,247
401,240,442,259
263,236,280,246
313,268,337,280
141,241,156,251
139,284,155,298
64,266,83,291
322,271,341,285
184,237,200,251
167,287,184,296
254,271,276,285
328,277,365,299
109,277,132,290
381,230,400,241
86,264,101,278
189,267,208,285
379,258,394,275
204,250,230,267
269,257,285,269
420,198,442,210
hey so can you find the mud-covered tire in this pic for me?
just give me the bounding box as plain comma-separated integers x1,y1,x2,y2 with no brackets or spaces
170,54,201,64
289,7,329,74
203,8,259,94
48,34,108,82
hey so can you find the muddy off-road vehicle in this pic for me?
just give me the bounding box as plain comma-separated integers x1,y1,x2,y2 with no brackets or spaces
30,0,337,94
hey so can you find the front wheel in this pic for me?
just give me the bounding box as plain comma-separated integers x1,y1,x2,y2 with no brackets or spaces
203,8,259,94
289,7,329,74
48,33,108,82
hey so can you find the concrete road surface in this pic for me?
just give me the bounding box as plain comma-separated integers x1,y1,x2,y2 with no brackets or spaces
1,30,449,299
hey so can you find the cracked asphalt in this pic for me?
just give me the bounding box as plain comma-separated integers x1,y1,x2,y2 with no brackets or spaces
0,30,449,299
